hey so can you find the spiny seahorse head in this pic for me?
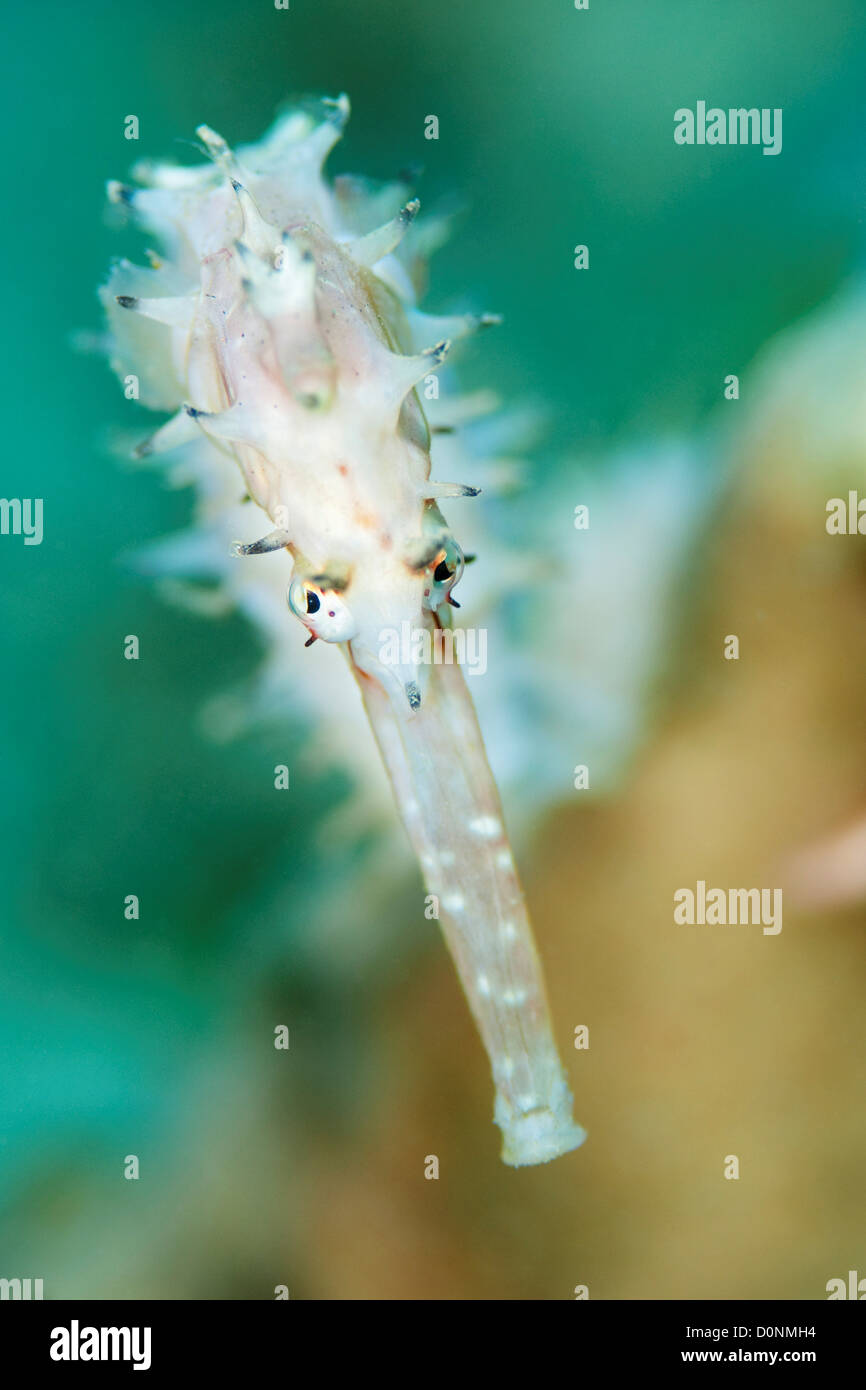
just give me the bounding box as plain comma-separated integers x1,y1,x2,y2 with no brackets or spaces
286,518,467,711
103,96,481,711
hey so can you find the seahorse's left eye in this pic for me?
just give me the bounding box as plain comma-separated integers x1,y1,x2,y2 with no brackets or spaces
423,538,465,611
288,577,358,643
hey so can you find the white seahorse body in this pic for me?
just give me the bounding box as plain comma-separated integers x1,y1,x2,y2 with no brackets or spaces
102,95,585,1166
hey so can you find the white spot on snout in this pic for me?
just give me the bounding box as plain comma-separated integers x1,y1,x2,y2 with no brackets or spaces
502,987,528,1007
469,815,501,839
443,892,465,912
476,973,491,998
496,849,513,869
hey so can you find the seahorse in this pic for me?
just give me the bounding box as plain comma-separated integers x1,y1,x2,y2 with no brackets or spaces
100,94,586,1166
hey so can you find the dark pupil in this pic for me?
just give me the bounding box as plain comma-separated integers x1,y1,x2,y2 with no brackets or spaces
433,560,452,584
306,590,321,614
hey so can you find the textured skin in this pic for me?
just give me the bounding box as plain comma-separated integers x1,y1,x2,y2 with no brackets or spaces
101,95,585,1165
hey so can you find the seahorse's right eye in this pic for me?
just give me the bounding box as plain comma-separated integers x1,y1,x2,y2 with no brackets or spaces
288,576,358,644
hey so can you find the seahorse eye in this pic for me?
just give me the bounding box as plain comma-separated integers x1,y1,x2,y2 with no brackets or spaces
287,576,358,643
424,538,465,610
